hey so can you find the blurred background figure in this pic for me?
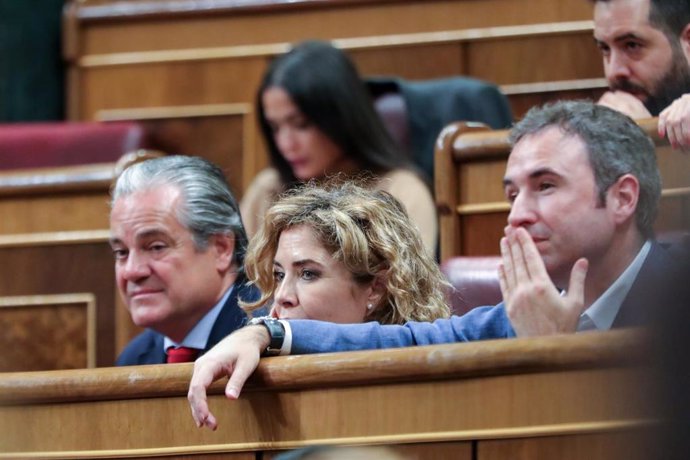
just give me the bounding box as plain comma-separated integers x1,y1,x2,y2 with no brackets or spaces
240,40,438,255
274,445,410,460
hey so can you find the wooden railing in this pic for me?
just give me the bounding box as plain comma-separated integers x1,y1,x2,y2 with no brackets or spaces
0,329,657,459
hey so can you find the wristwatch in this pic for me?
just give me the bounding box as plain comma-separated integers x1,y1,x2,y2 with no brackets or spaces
246,316,285,356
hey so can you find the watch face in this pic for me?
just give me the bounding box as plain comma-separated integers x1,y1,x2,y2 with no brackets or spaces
248,317,285,356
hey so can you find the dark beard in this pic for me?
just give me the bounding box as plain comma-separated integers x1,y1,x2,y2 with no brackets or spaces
645,49,690,116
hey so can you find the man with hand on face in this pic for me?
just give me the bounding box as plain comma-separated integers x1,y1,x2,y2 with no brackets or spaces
592,0,690,148
189,101,684,430
110,155,258,366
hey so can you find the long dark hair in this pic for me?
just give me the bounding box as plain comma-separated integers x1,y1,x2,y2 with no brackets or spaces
257,40,408,187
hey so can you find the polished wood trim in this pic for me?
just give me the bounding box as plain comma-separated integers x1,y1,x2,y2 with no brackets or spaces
457,202,510,215
96,103,251,121
501,77,608,96
0,329,645,404
73,0,410,21
662,187,690,198
0,230,111,248
0,419,654,460
0,294,98,368
77,21,593,67
450,118,666,162
0,163,116,195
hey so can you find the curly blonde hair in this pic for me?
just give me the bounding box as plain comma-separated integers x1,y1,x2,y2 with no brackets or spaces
242,180,450,324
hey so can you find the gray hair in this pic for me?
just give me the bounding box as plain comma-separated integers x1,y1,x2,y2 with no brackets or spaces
111,155,247,270
509,100,661,238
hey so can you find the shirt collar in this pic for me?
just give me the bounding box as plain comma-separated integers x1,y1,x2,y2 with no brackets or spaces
164,284,235,351
579,240,651,331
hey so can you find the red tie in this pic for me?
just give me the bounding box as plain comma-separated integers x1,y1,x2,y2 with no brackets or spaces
166,346,200,363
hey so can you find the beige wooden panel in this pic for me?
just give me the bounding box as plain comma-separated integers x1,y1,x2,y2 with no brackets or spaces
460,160,507,205
0,294,96,371
97,104,260,197
352,43,464,80
461,212,508,256
467,33,603,85
76,0,591,55
0,193,110,234
78,58,267,118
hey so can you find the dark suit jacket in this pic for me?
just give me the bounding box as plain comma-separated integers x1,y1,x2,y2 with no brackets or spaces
289,241,684,354
116,278,260,366
367,77,513,182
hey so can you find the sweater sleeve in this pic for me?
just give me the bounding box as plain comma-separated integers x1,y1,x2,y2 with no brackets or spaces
289,305,514,355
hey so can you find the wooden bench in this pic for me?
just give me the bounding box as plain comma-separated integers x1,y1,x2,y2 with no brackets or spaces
435,119,690,260
0,330,656,459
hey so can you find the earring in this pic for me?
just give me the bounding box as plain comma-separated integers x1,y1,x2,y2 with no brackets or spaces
367,303,374,310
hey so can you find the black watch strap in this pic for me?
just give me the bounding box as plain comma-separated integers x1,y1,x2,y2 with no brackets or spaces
247,317,285,356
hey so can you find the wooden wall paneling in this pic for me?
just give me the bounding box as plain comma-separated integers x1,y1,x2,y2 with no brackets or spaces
0,331,654,458
0,162,117,235
0,294,96,371
78,58,267,118
502,78,608,120
0,192,110,234
97,103,260,197
466,32,602,85
72,0,592,55
350,42,464,80
0,232,117,366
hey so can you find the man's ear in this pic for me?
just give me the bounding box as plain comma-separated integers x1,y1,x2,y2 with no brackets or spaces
212,233,236,272
607,174,639,225
681,23,690,65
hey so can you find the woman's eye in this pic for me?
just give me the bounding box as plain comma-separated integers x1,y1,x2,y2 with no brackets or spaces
273,271,285,282
301,270,318,280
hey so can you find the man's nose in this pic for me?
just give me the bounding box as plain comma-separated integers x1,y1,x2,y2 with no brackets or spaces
120,251,151,281
506,193,537,228
607,50,632,81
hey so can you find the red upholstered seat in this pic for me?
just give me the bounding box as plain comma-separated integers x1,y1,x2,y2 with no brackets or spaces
0,122,150,170
440,256,502,316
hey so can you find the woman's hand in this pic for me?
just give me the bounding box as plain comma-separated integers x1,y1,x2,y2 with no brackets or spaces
188,326,270,430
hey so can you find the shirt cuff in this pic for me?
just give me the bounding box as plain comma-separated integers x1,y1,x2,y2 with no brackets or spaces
278,319,292,355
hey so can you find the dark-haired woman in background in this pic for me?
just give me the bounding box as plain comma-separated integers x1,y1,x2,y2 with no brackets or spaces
240,40,437,255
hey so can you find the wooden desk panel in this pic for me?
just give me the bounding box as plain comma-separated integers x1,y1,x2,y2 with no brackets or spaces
0,232,118,367
0,330,654,459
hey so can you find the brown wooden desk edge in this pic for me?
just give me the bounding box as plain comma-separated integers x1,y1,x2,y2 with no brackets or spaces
0,329,647,405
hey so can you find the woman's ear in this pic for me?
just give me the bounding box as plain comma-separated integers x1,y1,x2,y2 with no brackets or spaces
366,269,389,308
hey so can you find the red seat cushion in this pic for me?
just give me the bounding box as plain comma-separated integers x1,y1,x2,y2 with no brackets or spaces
0,122,149,170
